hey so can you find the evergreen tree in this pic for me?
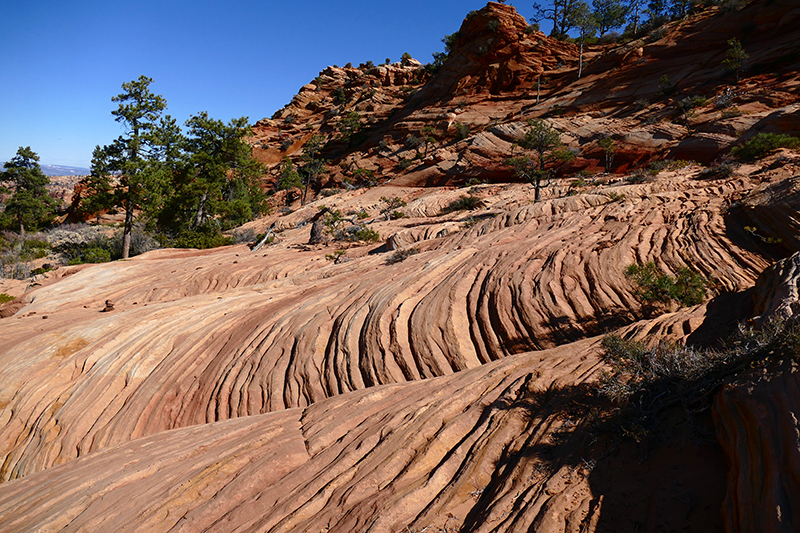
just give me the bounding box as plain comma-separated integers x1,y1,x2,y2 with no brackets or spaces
508,119,574,202
0,147,58,234
646,0,668,20
626,0,645,34
592,0,628,36
532,0,583,39
91,76,181,258
722,37,749,83
159,113,266,233
574,2,597,78
300,134,327,205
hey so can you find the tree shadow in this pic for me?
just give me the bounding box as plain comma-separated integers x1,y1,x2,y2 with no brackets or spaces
459,379,727,532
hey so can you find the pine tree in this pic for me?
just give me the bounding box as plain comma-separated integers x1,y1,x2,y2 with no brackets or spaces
592,0,628,36
91,76,181,258
0,147,58,234
161,113,266,232
532,0,583,39
508,119,574,202
722,38,749,83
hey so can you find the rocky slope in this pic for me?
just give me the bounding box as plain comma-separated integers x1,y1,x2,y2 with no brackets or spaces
1,1,800,532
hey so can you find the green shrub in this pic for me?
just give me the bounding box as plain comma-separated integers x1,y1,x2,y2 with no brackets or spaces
625,262,707,307
696,163,735,180
354,226,380,243
446,195,481,212
69,246,111,265
453,122,470,141
731,133,800,161
0,293,14,304
55,235,117,265
597,318,800,441
21,239,50,261
525,23,540,34
30,265,54,276
172,229,235,250
397,158,414,170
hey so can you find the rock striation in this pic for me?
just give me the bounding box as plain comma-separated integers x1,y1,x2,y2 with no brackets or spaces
1,1,800,531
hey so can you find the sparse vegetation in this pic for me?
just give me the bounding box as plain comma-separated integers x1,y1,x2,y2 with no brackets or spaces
453,122,470,141
598,136,615,172
722,37,749,82
656,74,676,97
696,163,736,180
509,119,574,202
731,133,800,161
0,293,13,304
625,262,707,307
597,317,800,442
445,195,481,212
325,250,348,263
385,247,419,265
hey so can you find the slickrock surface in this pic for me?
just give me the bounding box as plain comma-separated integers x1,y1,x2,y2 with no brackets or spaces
0,338,727,533
1,1,800,531
0,167,777,485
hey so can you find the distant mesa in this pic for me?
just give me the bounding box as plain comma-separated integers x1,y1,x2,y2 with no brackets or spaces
41,164,90,177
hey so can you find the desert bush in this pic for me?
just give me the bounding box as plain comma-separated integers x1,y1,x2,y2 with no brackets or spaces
397,158,414,170
731,133,800,161
606,191,626,202
696,163,735,180
445,195,481,212
487,19,500,32
325,250,348,263
648,159,693,173
626,170,649,184
647,26,668,42
385,247,419,265
0,293,13,304
597,317,800,441
353,226,380,243
170,228,235,250
54,234,116,265
625,262,707,307
720,107,743,119
453,122,470,141
233,227,257,244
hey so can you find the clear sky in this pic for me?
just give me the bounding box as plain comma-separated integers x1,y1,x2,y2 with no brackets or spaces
1,0,542,169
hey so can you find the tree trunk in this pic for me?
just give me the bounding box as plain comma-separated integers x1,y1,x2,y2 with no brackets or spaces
191,191,208,229
578,40,584,79
121,202,134,259
534,177,541,203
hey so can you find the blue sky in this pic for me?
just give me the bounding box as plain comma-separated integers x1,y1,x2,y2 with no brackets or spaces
1,0,543,169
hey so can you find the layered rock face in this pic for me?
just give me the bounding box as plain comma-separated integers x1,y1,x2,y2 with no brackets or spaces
1,1,800,532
